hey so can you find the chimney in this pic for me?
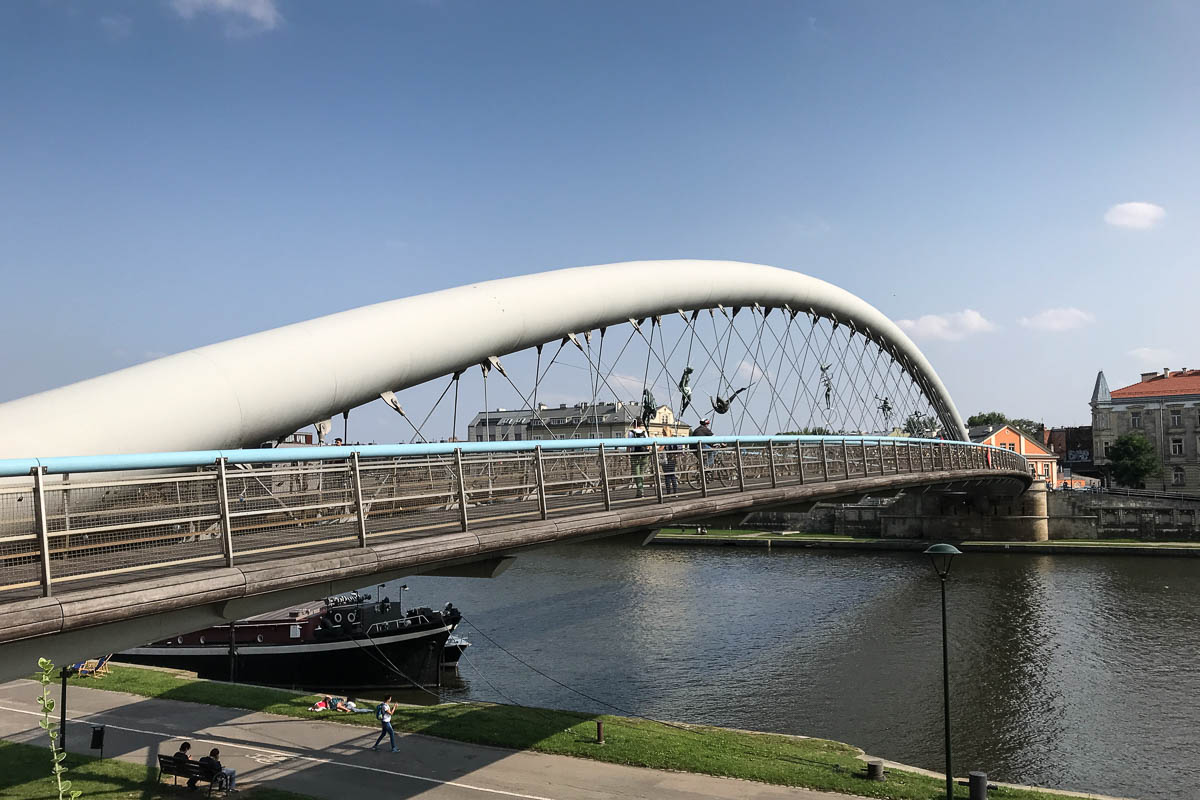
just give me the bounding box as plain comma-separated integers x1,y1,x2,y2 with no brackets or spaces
1163,367,1171,377
1140,372,1158,383
559,403,567,409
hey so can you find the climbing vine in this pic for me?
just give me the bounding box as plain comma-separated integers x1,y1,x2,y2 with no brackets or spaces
36,657,82,800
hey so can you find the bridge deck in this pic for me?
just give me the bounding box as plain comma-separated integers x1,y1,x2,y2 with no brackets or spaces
0,437,1029,655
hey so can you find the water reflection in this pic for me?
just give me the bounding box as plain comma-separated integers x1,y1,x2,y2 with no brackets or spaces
364,539,1198,800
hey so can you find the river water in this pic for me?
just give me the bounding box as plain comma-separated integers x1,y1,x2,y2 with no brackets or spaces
371,539,1199,800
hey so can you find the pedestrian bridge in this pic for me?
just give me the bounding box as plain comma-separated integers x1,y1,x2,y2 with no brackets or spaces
0,260,1032,675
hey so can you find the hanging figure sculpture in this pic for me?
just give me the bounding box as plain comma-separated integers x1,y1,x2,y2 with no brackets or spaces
819,363,834,410
641,388,658,426
710,385,750,415
876,395,893,427
677,367,694,415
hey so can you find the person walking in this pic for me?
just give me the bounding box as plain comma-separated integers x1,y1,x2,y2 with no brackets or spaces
372,695,398,752
626,418,650,497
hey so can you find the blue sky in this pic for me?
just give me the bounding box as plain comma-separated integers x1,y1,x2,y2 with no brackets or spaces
2,0,1197,439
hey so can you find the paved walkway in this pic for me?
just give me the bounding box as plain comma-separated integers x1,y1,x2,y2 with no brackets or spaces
0,680,861,800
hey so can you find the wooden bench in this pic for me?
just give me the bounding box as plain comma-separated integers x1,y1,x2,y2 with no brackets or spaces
155,755,225,795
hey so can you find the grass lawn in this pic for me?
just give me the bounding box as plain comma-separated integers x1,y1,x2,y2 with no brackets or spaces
0,739,309,800
64,665,1091,800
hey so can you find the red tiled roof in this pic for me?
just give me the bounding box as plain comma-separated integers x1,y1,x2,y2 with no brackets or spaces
1111,370,1200,399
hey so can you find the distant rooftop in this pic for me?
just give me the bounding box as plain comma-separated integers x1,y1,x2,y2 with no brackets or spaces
1110,368,1200,400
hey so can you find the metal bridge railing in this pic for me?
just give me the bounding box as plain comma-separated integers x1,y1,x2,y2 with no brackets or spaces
0,436,1027,600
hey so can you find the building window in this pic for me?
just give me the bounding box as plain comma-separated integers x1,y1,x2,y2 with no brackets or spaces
1171,411,1183,427
1130,412,1141,428
1104,442,1112,457
1171,437,1184,456
1004,443,1016,451
1173,467,1186,487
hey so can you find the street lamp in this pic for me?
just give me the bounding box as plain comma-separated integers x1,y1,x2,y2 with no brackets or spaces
924,542,962,800
398,584,408,616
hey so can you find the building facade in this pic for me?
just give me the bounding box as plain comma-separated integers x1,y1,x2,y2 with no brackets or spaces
466,401,692,442
1091,368,1200,494
970,423,1058,484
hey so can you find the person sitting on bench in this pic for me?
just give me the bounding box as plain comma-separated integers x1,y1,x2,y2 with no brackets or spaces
200,747,236,792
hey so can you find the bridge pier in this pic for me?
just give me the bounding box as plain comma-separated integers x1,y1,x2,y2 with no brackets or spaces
881,481,1049,542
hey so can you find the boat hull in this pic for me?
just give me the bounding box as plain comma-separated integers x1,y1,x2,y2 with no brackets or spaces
116,625,453,688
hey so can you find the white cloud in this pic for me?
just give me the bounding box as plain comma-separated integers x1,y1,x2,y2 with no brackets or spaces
99,14,133,39
1128,346,1174,367
171,0,282,35
1104,202,1165,230
896,309,996,342
1019,307,1095,332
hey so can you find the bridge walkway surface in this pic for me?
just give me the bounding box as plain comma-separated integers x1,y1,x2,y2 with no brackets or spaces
0,679,854,800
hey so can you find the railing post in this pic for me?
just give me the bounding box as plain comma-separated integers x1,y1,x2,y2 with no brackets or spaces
768,440,778,488
350,451,368,547
651,442,664,504
796,439,806,484
31,467,52,598
841,439,851,478
533,445,549,520
821,441,830,481
215,458,235,568
698,443,709,497
454,448,469,532
735,440,746,492
892,440,900,474
862,440,870,475
598,444,612,510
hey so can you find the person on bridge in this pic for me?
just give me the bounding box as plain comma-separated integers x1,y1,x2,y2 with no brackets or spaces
373,695,398,752
660,429,679,495
626,418,650,498
691,418,715,468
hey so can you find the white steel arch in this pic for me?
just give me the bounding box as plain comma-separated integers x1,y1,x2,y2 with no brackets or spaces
0,261,967,458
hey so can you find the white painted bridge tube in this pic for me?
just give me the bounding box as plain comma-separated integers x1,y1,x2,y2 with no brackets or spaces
0,260,967,459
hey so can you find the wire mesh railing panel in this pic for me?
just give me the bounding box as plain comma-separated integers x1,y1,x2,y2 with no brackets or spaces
461,452,542,527
542,451,606,514
226,462,358,557
359,455,461,536
739,445,772,488
699,448,741,494
603,449,656,502
44,474,223,583
43,473,218,535
0,486,39,595
771,442,800,484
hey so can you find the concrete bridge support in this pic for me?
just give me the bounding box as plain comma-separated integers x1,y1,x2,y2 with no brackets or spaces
880,481,1049,542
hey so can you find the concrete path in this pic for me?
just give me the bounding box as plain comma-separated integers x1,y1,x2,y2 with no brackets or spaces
0,680,862,800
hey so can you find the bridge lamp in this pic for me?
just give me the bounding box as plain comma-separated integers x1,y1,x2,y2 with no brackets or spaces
398,584,408,615
924,542,962,800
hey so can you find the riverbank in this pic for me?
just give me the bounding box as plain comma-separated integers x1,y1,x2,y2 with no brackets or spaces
28,663,1123,800
650,528,1200,556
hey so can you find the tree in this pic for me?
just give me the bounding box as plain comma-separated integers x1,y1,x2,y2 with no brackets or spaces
1108,432,1160,488
903,412,939,438
966,411,1041,438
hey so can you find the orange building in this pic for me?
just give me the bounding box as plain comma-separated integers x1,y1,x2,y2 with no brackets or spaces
969,423,1057,484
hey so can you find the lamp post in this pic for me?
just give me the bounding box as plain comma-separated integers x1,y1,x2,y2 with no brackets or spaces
925,543,962,800
398,584,408,616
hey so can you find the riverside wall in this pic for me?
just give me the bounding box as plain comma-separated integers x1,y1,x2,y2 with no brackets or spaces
748,487,1200,542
